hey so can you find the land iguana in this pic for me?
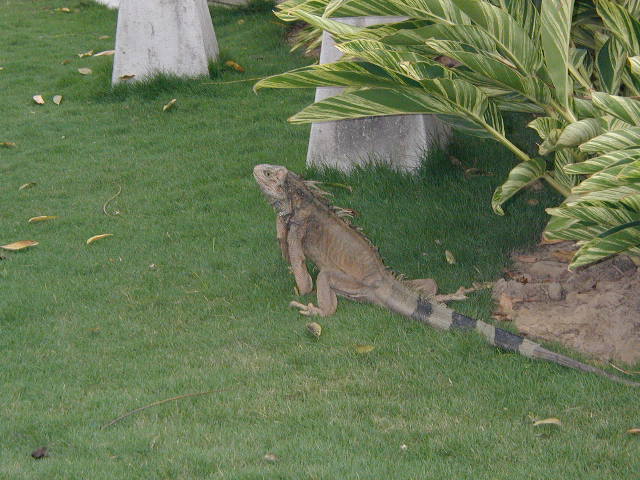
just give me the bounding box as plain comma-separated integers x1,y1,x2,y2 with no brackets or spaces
253,163,639,387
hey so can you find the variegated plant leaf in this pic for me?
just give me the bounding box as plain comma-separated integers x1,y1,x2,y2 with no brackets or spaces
596,37,627,94
554,118,605,150
539,0,574,109
591,91,640,125
528,116,564,140
597,0,640,54
580,127,640,153
571,222,640,268
492,157,547,214
564,148,640,174
450,0,543,75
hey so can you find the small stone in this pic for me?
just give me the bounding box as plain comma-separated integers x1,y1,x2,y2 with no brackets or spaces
547,282,563,301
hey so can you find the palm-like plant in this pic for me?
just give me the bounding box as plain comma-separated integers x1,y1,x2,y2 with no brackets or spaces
256,0,640,268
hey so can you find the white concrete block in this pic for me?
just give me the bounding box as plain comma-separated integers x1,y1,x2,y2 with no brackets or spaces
93,0,119,8
112,0,219,85
307,16,451,172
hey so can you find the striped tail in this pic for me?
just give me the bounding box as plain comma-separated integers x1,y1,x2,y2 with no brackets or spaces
404,295,640,387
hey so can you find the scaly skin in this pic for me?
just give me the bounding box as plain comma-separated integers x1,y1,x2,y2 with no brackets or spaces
253,164,639,387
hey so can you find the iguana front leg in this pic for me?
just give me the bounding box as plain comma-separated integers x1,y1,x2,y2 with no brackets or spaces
287,223,313,295
276,215,290,263
290,270,366,317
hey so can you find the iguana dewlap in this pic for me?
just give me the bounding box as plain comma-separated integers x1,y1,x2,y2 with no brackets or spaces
253,164,639,387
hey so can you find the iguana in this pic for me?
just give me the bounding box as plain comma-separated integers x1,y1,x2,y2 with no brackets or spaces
253,163,640,387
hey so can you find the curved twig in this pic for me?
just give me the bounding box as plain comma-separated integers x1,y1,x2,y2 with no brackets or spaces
101,388,228,429
102,185,122,216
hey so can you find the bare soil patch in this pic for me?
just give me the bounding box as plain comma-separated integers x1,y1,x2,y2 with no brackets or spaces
492,242,640,365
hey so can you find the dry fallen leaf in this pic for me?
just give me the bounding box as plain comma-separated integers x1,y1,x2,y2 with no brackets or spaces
551,250,575,263
445,250,456,264
31,447,49,459
0,240,39,251
162,98,177,112
86,234,113,245
1,141,16,148
33,95,45,105
355,345,375,354
78,68,93,75
53,95,63,105
61,59,71,65
55,7,71,12
119,74,136,81
78,50,94,58
516,255,537,263
263,453,278,462
526,198,539,206
238,19,245,24
19,182,36,190
627,428,640,435
94,50,115,57
98,35,111,40
225,60,245,72
533,417,562,426
306,322,322,338
28,216,58,223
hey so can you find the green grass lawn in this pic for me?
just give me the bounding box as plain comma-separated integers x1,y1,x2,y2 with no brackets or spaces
1,1,638,479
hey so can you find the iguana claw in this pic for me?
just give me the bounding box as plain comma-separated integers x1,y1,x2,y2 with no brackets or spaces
289,301,323,316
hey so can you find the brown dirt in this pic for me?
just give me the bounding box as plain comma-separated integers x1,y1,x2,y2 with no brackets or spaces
492,242,640,365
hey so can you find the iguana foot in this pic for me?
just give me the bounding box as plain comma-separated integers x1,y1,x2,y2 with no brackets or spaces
289,300,324,316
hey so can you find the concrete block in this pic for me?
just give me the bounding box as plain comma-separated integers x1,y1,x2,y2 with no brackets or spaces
112,0,219,85
307,16,451,172
93,0,119,7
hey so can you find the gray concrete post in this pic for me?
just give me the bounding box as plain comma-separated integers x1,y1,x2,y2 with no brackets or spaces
112,0,219,85
307,16,451,172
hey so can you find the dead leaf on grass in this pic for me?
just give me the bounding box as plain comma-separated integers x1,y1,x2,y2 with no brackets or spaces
551,250,575,263
98,35,111,40
1,240,39,251
31,447,49,459
225,60,245,72
78,68,93,75
306,322,322,338
119,74,136,81
55,7,71,12
94,50,115,57
355,345,375,354
526,198,539,206
86,234,113,245
77,50,93,58
445,250,456,264
627,428,640,435
28,216,58,223
162,98,177,112
19,182,36,190
533,417,562,426
33,95,45,105
263,453,278,462
1,142,16,148
516,255,537,263
53,95,63,105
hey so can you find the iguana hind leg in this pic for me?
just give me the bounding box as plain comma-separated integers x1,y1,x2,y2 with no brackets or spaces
290,270,366,316
276,216,290,263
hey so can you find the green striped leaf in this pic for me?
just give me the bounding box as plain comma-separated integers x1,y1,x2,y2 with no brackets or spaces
450,0,543,75
591,92,640,125
544,214,606,242
528,116,564,140
492,157,547,214
547,202,639,225
554,118,604,150
596,37,626,94
580,127,640,153
254,61,420,91
553,149,582,188
618,160,640,180
630,56,640,77
597,0,640,54
277,0,409,20
564,148,640,174
540,0,574,109
571,223,640,268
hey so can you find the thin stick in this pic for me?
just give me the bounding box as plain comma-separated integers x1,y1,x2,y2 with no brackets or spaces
609,362,640,376
101,389,228,429
103,185,122,216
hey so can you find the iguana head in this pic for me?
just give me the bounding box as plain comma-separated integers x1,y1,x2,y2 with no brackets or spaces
253,164,292,215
